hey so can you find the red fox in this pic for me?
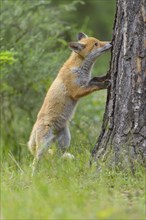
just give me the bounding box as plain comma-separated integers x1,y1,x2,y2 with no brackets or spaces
28,32,111,173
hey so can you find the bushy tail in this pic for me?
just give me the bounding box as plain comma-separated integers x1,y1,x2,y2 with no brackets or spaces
28,125,36,156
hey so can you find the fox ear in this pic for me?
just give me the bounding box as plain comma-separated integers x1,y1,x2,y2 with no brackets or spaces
69,42,86,52
77,32,88,41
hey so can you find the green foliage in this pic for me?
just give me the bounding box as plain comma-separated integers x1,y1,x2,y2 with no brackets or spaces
0,0,80,156
0,50,17,66
0,0,115,157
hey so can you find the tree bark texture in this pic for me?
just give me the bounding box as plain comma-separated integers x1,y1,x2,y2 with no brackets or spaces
92,0,146,166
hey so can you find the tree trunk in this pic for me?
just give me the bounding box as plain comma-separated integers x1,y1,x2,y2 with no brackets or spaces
92,0,146,167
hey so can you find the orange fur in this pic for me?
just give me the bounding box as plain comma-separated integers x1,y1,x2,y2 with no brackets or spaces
28,33,111,173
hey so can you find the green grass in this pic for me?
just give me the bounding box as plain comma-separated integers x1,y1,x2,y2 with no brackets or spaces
1,91,145,220
1,155,145,219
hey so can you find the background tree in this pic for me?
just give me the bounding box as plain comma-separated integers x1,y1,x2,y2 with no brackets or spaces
92,0,146,167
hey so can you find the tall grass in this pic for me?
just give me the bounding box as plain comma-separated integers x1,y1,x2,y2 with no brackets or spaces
1,152,145,219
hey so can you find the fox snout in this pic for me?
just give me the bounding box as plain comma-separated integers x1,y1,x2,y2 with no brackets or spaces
102,42,112,51
87,42,112,60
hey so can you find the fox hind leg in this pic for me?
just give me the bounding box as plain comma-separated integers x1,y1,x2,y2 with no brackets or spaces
28,128,37,156
57,126,74,159
57,126,71,153
31,127,55,175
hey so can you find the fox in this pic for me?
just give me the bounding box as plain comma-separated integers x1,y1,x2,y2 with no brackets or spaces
28,32,111,173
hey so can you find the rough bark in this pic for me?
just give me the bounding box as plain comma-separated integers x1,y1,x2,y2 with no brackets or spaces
91,0,146,167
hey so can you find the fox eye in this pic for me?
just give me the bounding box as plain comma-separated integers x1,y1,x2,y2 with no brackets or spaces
94,42,98,46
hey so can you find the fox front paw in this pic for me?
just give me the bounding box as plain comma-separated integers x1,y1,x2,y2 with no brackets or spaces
88,78,111,89
104,79,111,88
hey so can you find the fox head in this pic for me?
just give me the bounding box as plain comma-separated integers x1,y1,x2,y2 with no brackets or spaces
69,32,111,58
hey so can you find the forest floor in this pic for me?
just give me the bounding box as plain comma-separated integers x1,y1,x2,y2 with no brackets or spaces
1,91,145,220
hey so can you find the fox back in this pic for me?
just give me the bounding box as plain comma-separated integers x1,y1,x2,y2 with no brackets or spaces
28,32,111,162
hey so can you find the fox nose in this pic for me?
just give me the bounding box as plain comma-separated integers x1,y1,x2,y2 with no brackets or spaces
104,41,112,46
106,42,112,48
